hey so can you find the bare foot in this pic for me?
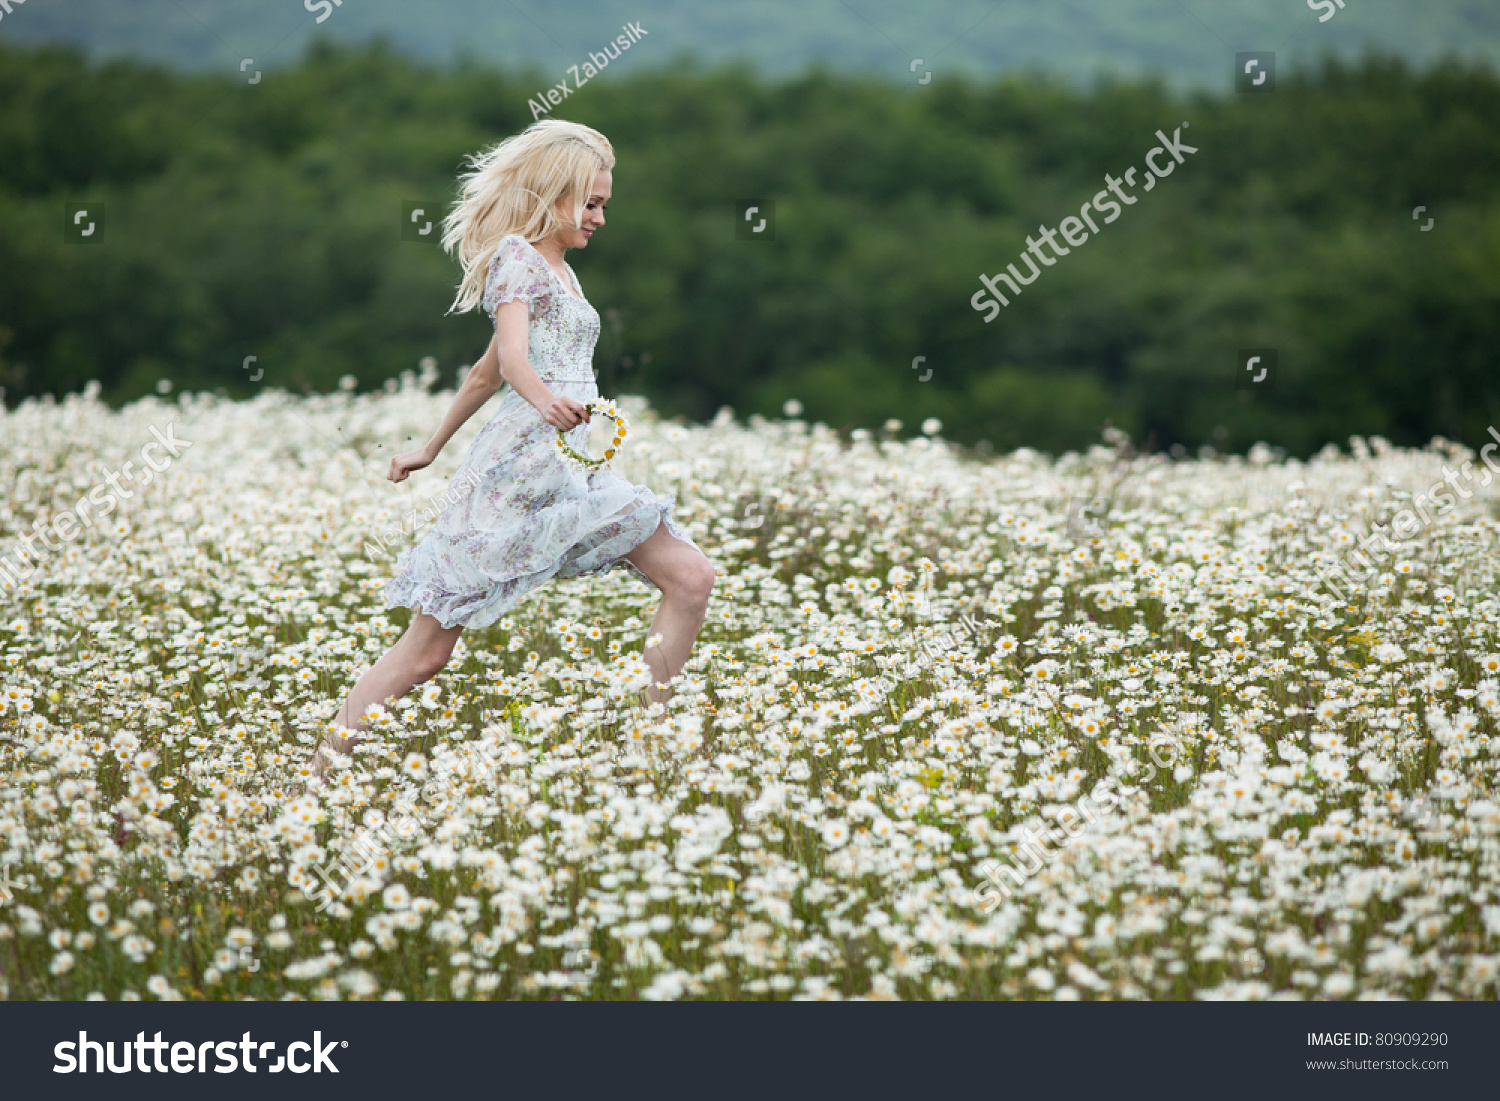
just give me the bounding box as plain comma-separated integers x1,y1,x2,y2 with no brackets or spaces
291,727,350,797
633,685,675,726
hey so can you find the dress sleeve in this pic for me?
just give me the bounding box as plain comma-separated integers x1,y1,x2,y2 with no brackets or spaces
482,235,555,321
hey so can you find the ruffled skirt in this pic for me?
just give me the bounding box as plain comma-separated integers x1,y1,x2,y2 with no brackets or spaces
383,381,698,630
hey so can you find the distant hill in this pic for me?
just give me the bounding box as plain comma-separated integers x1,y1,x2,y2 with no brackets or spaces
2,0,1497,87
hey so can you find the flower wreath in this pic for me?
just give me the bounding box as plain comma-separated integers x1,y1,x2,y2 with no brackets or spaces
555,401,629,470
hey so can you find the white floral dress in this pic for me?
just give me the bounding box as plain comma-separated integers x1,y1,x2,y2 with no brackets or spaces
384,234,699,630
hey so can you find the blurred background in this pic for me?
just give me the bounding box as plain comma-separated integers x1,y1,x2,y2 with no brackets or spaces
1,0,1497,456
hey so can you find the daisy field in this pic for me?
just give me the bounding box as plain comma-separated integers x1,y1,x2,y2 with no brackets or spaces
2,374,1499,1001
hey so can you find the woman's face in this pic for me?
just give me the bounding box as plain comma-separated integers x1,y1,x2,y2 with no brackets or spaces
554,168,611,250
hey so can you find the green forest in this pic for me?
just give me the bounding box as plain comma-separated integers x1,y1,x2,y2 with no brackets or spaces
1,38,1498,456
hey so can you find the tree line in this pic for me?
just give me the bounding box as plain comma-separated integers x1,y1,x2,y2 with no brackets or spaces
1,40,1497,455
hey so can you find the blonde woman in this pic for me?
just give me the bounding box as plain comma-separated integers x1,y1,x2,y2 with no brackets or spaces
304,120,715,784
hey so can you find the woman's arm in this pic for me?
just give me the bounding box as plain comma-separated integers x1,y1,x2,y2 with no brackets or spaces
387,299,590,484
387,334,500,483
490,298,591,432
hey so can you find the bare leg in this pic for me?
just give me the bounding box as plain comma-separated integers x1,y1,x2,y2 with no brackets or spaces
622,521,718,706
303,612,462,784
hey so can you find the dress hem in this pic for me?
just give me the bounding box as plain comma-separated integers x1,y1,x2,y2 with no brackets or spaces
381,495,696,631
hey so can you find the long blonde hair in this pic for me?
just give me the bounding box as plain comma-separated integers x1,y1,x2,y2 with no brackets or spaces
442,119,615,314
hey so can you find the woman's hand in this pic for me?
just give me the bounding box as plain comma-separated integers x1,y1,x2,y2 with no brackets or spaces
539,394,591,431
388,448,434,484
